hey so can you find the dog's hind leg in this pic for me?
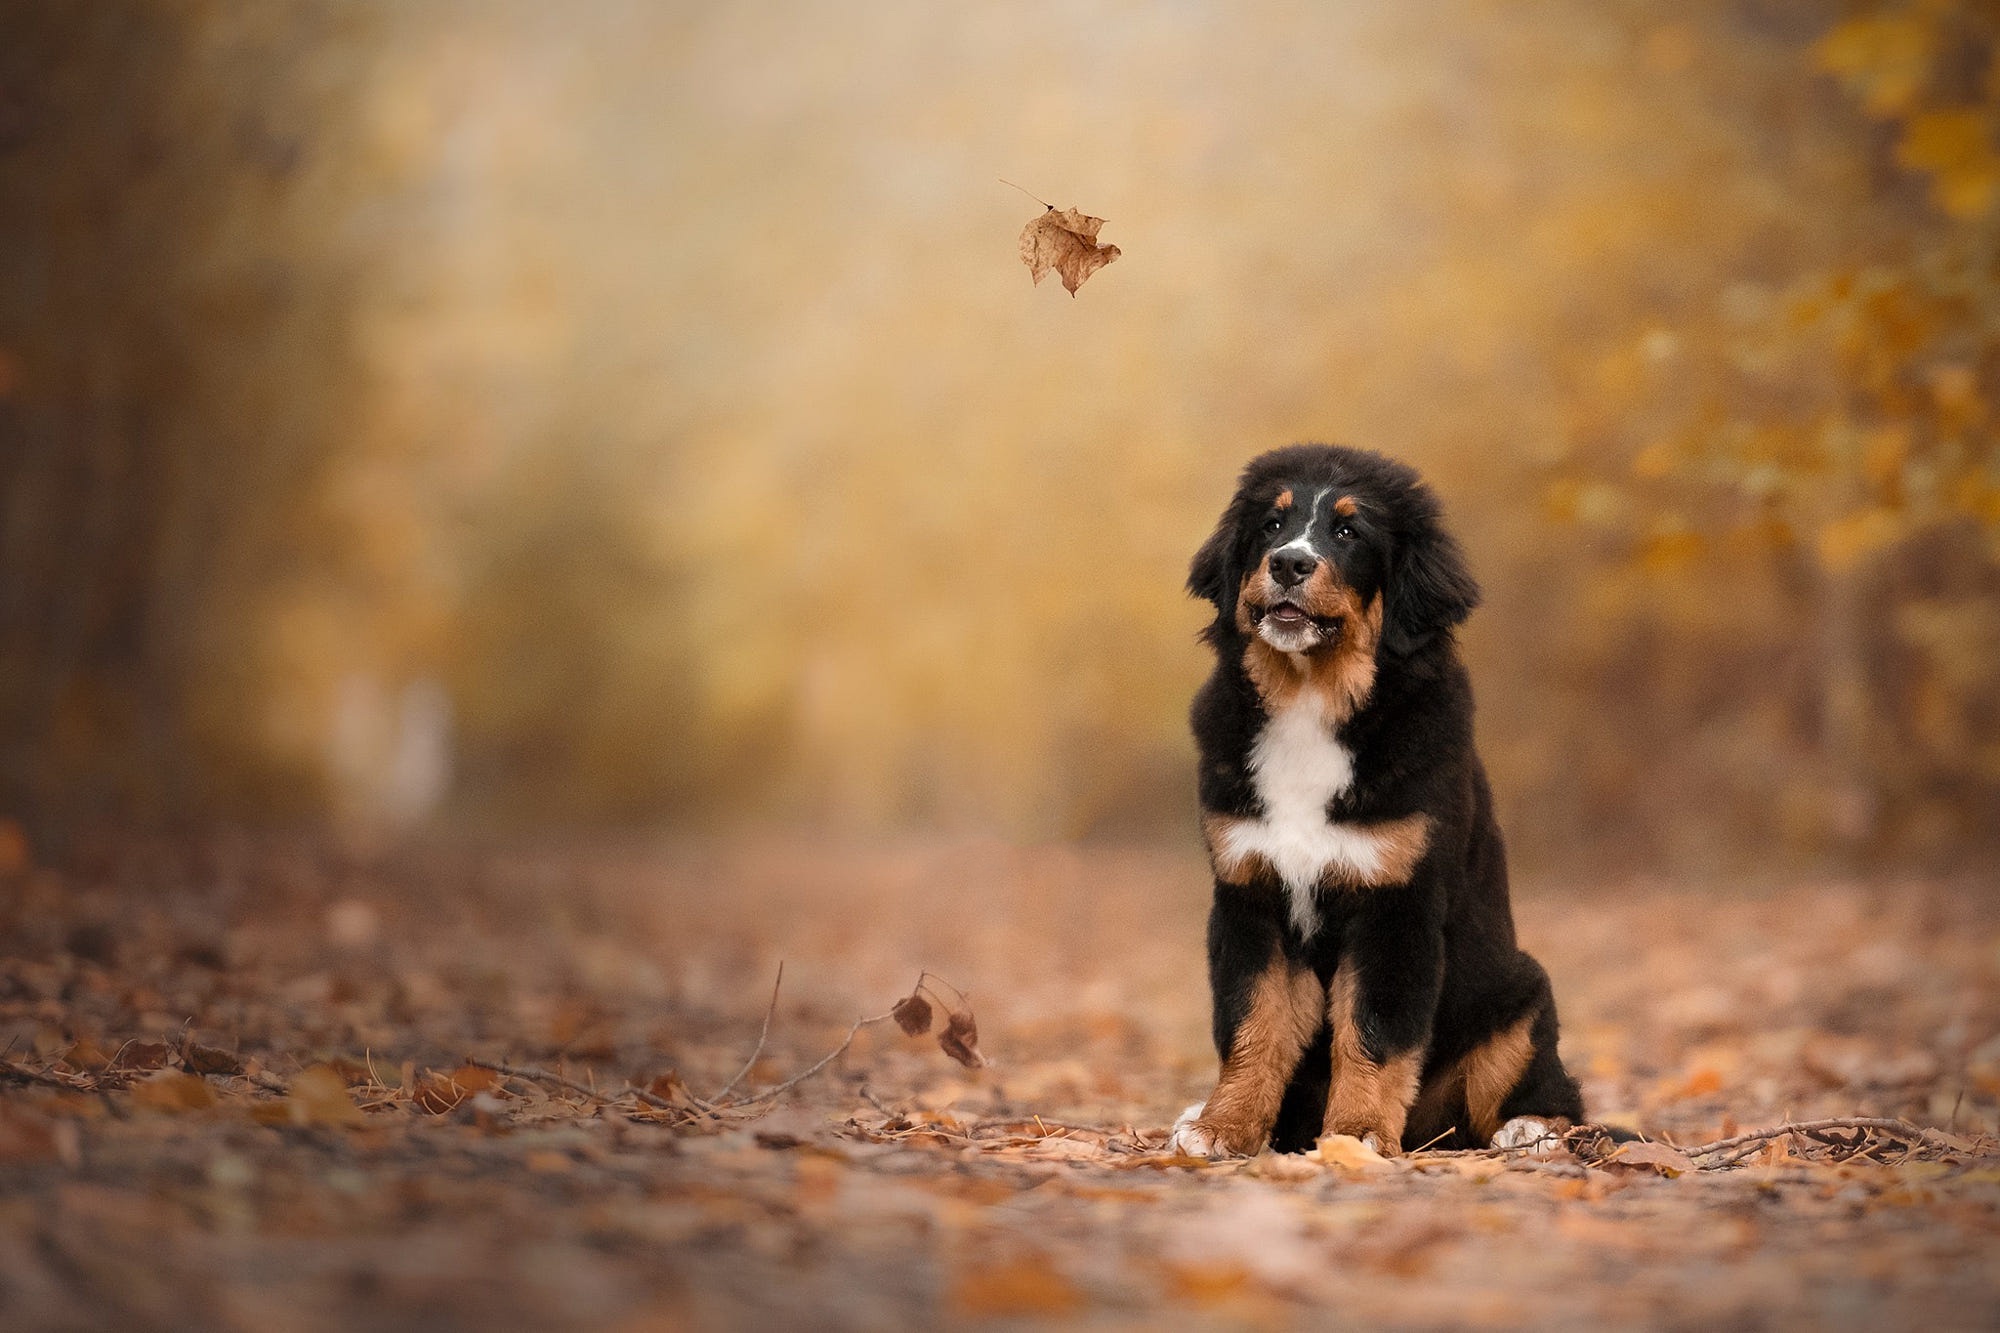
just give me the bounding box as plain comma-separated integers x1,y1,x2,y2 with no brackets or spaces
1479,955,1585,1149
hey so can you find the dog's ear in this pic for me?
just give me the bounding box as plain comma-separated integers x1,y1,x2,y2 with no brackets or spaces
1383,522,1480,656
1188,498,1251,637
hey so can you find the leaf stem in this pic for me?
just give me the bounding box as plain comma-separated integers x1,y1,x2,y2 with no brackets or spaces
998,178,1053,210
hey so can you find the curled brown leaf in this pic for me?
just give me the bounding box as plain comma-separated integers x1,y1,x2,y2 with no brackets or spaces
892,992,934,1036
938,1009,986,1069
1019,206,1121,296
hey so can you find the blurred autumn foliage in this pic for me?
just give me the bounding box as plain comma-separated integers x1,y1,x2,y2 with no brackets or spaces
1,0,1996,868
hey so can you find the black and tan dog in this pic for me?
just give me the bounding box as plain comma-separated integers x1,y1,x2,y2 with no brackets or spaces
1170,443,1584,1158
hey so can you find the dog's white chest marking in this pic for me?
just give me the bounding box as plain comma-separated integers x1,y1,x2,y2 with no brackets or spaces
1212,692,1402,937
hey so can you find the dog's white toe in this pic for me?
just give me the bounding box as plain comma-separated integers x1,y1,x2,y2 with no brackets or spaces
1491,1116,1556,1150
1167,1101,1216,1156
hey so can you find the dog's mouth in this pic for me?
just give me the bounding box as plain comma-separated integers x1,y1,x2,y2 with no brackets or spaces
1252,597,1343,643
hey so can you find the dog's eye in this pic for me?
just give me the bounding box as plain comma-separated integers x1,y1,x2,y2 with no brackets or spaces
1333,523,1357,541
1263,516,1284,534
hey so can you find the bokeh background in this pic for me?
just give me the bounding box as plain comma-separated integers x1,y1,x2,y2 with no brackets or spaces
3,0,1997,872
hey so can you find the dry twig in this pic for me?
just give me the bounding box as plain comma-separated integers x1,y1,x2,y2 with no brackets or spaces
466,1057,682,1115
1684,1116,1967,1168
712,961,784,1102
725,1010,896,1108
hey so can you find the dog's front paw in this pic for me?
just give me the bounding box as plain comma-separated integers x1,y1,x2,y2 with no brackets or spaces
1491,1116,1563,1150
1166,1101,1256,1158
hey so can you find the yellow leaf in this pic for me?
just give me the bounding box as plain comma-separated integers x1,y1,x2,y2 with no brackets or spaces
1630,440,1677,480
1816,16,1935,118
1862,426,1910,491
130,1070,216,1114
949,1256,1084,1317
1898,110,2000,219
287,1065,365,1126
1314,1133,1394,1173
1817,509,1904,571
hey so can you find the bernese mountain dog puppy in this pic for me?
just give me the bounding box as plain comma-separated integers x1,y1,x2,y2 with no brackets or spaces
1169,443,1585,1158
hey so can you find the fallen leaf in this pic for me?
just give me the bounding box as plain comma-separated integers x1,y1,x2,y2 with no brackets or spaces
131,1069,217,1113
1603,1141,1694,1177
182,1043,245,1077
937,1010,987,1069
0,1107,80,1165
414,1065,500,1115
1315,1133,1394,1173
1019,206,1121,296
950,1256,1083,1317
0,817,28,876
117,1042,175,1071
287,1065,365,1126
1163,1261,1252,1306
892,992,933,1036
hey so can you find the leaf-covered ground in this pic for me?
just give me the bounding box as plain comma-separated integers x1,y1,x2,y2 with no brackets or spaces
2,836,1998,1330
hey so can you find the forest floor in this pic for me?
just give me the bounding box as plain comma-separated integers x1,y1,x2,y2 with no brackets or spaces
1,832,1998,1330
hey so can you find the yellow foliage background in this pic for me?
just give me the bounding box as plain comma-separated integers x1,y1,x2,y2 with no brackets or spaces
2,0,1995,868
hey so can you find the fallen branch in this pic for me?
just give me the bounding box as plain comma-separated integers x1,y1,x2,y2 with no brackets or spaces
468,969,980,1126
724,1010,896,1108
1684,1117,1975,1168
466,1058,683,1115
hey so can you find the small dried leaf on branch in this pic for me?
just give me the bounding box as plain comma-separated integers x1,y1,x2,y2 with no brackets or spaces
937,1009,986,1069
892,992,934,1036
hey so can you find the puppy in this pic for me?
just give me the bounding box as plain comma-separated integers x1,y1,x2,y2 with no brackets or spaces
1170,444,1584,1157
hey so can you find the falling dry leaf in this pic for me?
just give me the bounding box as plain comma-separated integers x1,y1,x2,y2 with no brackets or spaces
892,992,933,1036
1019,206,1121,296
937,1009,986,1069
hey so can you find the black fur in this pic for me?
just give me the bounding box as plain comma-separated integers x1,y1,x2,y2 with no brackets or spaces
1188,444,1584,1153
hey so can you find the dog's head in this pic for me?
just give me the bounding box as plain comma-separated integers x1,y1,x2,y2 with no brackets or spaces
1188,444,1480,660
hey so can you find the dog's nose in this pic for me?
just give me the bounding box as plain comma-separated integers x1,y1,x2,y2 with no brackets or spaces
1270,551,1319,587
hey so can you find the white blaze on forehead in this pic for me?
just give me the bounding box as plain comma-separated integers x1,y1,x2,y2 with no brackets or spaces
1273,488,1332,561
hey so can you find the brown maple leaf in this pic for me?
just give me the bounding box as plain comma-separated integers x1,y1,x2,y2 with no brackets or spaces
1019,206,1121,296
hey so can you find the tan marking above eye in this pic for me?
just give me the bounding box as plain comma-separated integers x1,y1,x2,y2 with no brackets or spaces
1274,490,1294,509
1333,495,1358,517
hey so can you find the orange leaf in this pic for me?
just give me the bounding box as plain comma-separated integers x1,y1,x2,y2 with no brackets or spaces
288,1065,365,1126
131,1069,217,1113
950,1256,1083,1317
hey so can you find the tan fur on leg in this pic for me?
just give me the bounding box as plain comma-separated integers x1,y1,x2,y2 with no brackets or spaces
1185,953,1322,1157
1323,966,1422,1154
1462,1015,1536,1143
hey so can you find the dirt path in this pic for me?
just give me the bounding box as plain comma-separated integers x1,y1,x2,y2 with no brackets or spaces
2,836,1997,1329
